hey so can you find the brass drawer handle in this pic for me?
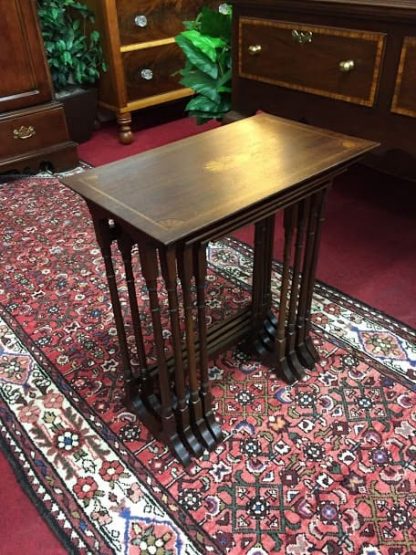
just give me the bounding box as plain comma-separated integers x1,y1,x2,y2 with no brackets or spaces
248,44,262,56
134,15,148,27
339,59,355,72
13,125,36,140
292,30,313,45
140,68,154,80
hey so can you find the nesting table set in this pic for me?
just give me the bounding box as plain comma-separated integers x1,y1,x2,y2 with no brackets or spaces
64,114,376,466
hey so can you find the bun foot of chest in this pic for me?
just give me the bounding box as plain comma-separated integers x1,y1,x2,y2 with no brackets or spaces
117,112,134,144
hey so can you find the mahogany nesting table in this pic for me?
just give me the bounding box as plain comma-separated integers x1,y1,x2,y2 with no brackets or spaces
63,113,377,466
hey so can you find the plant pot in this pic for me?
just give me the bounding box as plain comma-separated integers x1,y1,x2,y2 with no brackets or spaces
56,86,98,144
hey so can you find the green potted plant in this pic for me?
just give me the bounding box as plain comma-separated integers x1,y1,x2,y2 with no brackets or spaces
175,5,232,124
37,0,107,143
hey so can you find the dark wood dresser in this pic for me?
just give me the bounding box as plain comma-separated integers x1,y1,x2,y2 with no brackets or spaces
0,0,78,174
231,0,416,180
84,0,226,144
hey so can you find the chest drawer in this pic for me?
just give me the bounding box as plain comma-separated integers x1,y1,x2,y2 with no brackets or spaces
239,18,385,107
123,44,185,102
117,0,222,45
0,103,70,159
391,37,416,118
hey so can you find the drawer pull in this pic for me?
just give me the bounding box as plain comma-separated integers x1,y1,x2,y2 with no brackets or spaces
140,68,154,80
292,30,313,45
134,15,148,27
248,44,262,56
339,59,355,72
13,125,36,140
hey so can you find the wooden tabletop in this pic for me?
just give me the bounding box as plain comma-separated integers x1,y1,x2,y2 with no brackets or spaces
62,113,377,245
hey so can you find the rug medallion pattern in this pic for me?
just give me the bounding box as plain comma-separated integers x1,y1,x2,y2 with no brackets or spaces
0,177,415,554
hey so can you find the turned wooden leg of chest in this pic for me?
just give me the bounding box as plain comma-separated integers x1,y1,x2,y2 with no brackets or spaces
116,111,133,145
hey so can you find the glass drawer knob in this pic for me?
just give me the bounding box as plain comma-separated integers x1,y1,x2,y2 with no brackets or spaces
134,15,148,27
140,68,153,80
218,3,231,14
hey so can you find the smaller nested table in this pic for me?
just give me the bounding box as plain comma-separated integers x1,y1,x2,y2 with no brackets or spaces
63,114,376,466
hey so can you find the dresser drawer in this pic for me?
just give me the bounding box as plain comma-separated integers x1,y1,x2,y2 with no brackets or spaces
0,103,69,159
239,18,385,107
123,44,185,102
117,0,222,45
391,37,416,118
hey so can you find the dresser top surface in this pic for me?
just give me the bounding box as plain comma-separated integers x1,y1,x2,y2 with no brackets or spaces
63,114,376,245
231,0,416,12
293,0,414,7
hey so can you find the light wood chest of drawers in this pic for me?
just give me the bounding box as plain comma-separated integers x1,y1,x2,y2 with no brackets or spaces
85,0,225,144
232,0,416,180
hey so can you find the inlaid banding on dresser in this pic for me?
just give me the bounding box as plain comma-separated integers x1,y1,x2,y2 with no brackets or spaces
391,36,416,118
232,0,416,181
238,18,386,107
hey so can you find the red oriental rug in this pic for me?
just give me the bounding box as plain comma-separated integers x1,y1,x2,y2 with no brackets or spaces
0,174,415,555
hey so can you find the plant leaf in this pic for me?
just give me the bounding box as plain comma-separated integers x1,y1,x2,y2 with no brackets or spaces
175,35,218,79
37,0,106,90
179,30,225,62
186,95,230,114
175,5,232,123
199,7,232,41
217,68,232,88
179,69,221,103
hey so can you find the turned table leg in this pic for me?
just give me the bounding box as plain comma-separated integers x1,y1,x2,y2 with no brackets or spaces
117,233,150,396
246,187,329,382
285,198,310,380
194,242,223,443
159,246,203,457
250,215,277,356
274,205,298,383
296,186,329,368
90,217,135,400
139,243,191,466
178,245,218,451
